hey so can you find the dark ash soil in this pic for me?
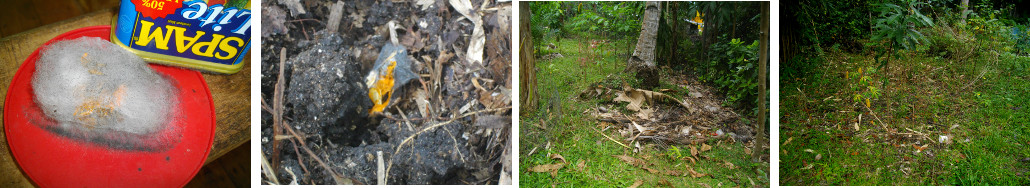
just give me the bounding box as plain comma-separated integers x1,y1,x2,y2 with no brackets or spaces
261,0,512,185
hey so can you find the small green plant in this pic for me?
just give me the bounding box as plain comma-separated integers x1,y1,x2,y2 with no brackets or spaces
667,146,685,160
848,67,881,108
973,91,991,107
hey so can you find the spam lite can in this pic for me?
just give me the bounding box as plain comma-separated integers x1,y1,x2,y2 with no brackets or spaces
112,0,251,74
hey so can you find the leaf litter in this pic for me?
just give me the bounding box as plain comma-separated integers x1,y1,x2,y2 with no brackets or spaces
576,71,763,183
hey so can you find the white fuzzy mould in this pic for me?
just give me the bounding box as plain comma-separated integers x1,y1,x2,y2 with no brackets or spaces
31,37,176,135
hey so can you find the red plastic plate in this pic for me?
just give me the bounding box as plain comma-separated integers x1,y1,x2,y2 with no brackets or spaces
3,26,215,187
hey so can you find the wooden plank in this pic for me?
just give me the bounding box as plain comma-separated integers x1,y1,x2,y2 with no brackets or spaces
31,1,85,26
0,1,44,37
0,8,251,186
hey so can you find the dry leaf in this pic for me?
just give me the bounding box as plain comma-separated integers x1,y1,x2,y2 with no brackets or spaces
690,146,699,156
659,179,672,187
449,0,485,64
855,114,863,131
642,166,660,174
416,0,435,10
576,160,586,172
613,89,646,111
613,87,689,112
528,163,565,177
724,161,737,169
550,153,567,164
686,156,697,164
815,154,822,160
628,180,643,188
800,164,814,170
413,89,430,118
783,137,794,146
636,108,655,119
914,144,928,152
688,168,708,178
700,143,712,152
279,0,306,16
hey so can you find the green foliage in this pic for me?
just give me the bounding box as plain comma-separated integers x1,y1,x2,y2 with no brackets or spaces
872,0,934,51
847,67,881,108
1011,24,1030,55
790,0,872,51
529,2,565,42
925,20,978,60
531,1,645,48
666,146,684,160
871,0,933,88
782,1,1030,185
564,2,644,38
700,36,760,111
782,0,871,81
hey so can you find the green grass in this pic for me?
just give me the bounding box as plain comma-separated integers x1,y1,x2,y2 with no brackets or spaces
781,49,1030,185
520,36,769,187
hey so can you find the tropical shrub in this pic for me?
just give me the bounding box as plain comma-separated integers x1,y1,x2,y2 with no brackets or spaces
700,35,760,111
871,0,934,87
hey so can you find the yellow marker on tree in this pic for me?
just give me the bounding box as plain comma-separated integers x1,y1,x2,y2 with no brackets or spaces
688,11,705,34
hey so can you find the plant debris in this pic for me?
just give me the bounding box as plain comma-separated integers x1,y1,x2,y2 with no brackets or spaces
586,75,755,146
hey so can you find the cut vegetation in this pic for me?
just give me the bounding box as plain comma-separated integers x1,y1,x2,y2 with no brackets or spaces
782,0,1030,185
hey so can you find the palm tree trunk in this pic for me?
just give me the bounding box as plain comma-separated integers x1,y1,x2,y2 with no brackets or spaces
626,1,661,89
519,2,537,115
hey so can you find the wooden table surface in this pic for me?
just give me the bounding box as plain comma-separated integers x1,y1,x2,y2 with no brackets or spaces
0,9,251,186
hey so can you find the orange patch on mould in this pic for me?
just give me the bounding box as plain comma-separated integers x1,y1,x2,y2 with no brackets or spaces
368,60,397,114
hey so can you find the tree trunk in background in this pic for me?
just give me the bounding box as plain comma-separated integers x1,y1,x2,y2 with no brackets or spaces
753,2,769,163
668,2,679,68
960,0,969,25
626,1,661,89
519,2,537,116
672,3,679,68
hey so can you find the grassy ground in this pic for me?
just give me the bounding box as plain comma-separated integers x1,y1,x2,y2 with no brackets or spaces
780,48,1030,185
519,35,770,187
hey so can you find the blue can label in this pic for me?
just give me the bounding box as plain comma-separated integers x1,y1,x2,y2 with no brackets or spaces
114,0,251,71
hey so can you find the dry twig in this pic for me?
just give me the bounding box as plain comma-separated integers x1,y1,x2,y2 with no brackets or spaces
271,47,287,175
283,121,348,184
261,152,280,185
591,127,631,149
